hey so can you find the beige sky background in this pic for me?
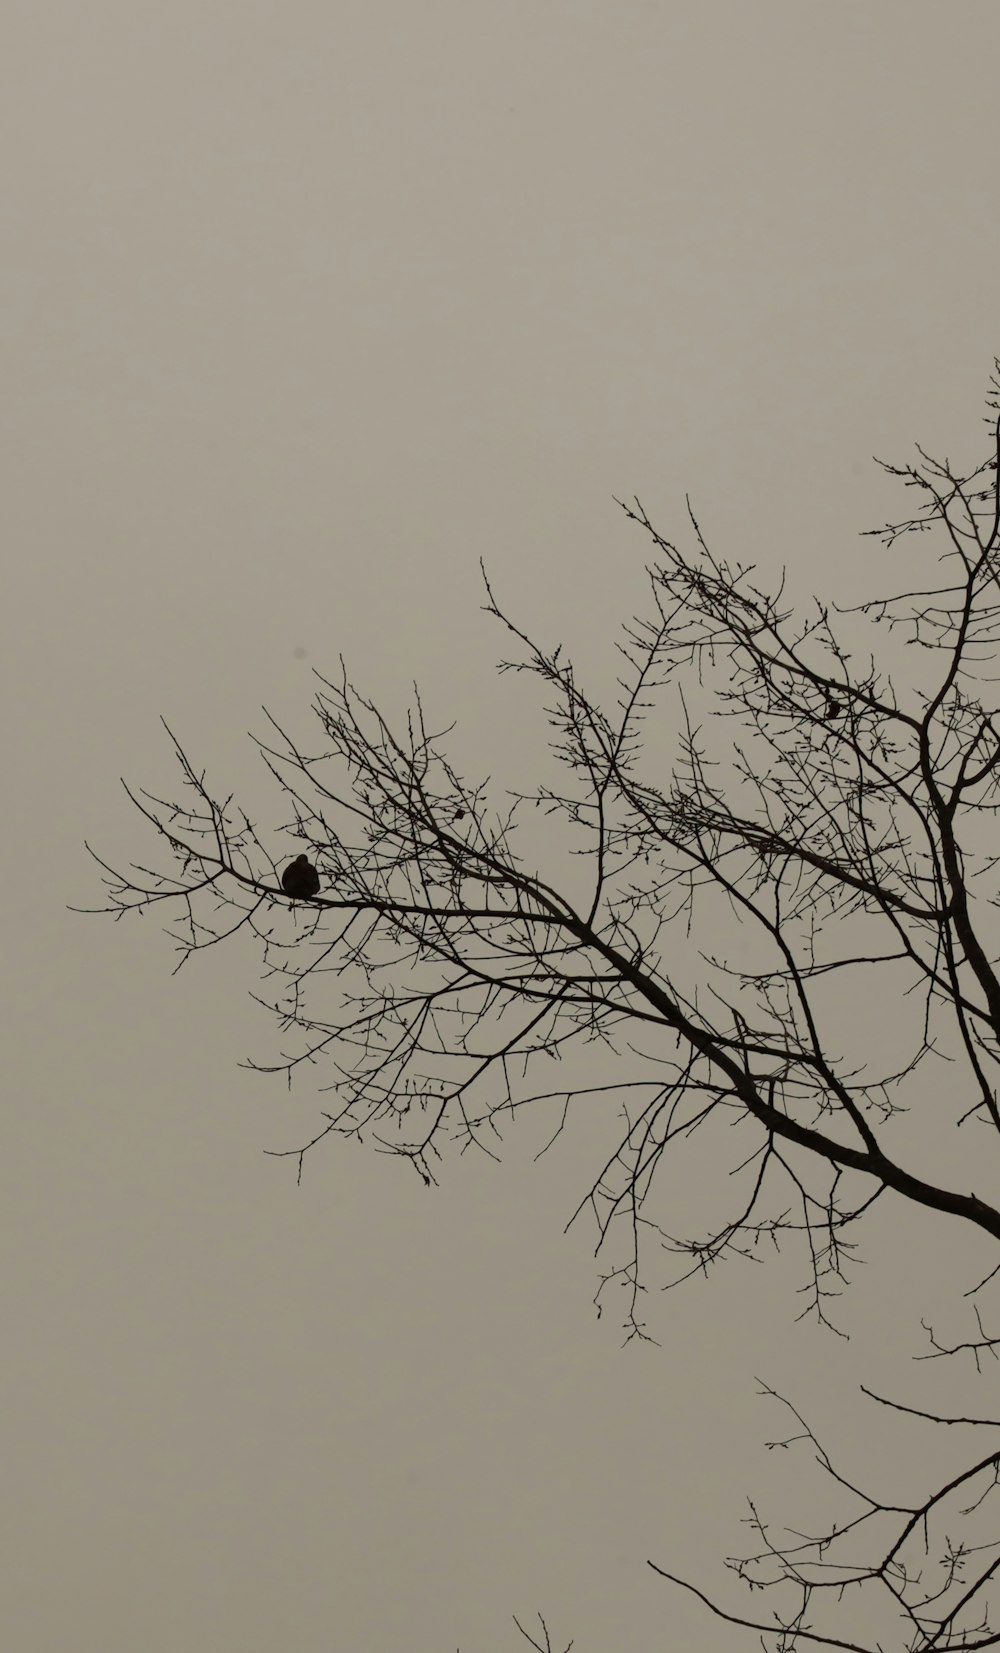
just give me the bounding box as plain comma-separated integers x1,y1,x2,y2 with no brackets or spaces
6,3,1000,1649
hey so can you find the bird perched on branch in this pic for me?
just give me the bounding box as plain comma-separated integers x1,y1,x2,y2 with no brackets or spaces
281,854,321,899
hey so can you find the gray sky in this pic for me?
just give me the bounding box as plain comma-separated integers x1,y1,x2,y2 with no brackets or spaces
6,3,1000,1649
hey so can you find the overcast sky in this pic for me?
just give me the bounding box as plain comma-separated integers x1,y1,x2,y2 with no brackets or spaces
6,3,1000,1649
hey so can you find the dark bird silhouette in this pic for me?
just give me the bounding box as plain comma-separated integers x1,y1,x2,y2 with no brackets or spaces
281,854,320,899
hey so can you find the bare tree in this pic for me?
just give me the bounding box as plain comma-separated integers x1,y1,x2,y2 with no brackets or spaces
81,364,1000,1651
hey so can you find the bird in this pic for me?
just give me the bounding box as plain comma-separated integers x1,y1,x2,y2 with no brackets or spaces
281,854,321,899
